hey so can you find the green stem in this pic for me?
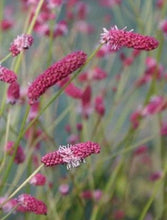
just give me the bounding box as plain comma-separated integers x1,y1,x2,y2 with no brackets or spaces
27,0,44,34
0,53,11,64
0,105,30,194
0,110,11,173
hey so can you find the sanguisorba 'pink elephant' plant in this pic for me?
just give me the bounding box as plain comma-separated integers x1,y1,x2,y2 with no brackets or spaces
0,0,164,219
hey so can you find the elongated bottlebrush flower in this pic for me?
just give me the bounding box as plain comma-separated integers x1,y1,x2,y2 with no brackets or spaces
17,194,47,215
41,141,101,169
28,51,87,104
0,65,17,83
100,25,159,51
9,34,33,56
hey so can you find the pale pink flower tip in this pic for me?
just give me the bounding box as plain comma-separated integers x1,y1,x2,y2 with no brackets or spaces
41,141,101,169
0,65,17,84
100,25,159,51
28,50,87,104
17,194,47,215
9,34,33,56
30,173,46,186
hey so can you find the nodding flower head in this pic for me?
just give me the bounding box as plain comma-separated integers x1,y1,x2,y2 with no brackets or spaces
9,34,33,56
41,141,101,169
100,25,159,51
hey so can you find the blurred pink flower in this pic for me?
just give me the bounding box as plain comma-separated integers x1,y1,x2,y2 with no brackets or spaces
133,145,148,156
67,134,79,145
149,171,162,181
58,77,83,99
142,96,167,116
30,173,46,186
76,2,89,20
94,95,105,116
59,184,70,195
99,0,122,7
130,107,143,129
5,141,25,164
0,19,13,31
47,0,63,9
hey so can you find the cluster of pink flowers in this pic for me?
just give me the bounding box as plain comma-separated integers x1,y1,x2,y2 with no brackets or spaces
100,25,159,51
135,57,165,87
41,141,101,169
130,96,167,129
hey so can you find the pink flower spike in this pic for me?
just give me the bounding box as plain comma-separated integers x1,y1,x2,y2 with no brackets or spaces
28,50,87,104
17,194,47,215
100,26,159,51
0,65,17,84
9,34,33,56
7,81,20,105
30,173,46,186
41,141,101,169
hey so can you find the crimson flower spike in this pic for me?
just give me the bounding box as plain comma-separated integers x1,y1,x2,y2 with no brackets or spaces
41,141,101,169
0,65,17,84
100,25,159,51
28,50,87,104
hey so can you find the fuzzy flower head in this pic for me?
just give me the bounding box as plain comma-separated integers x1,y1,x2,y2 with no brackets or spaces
100,25,159,51
41,141,101,169
9,34,33,56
